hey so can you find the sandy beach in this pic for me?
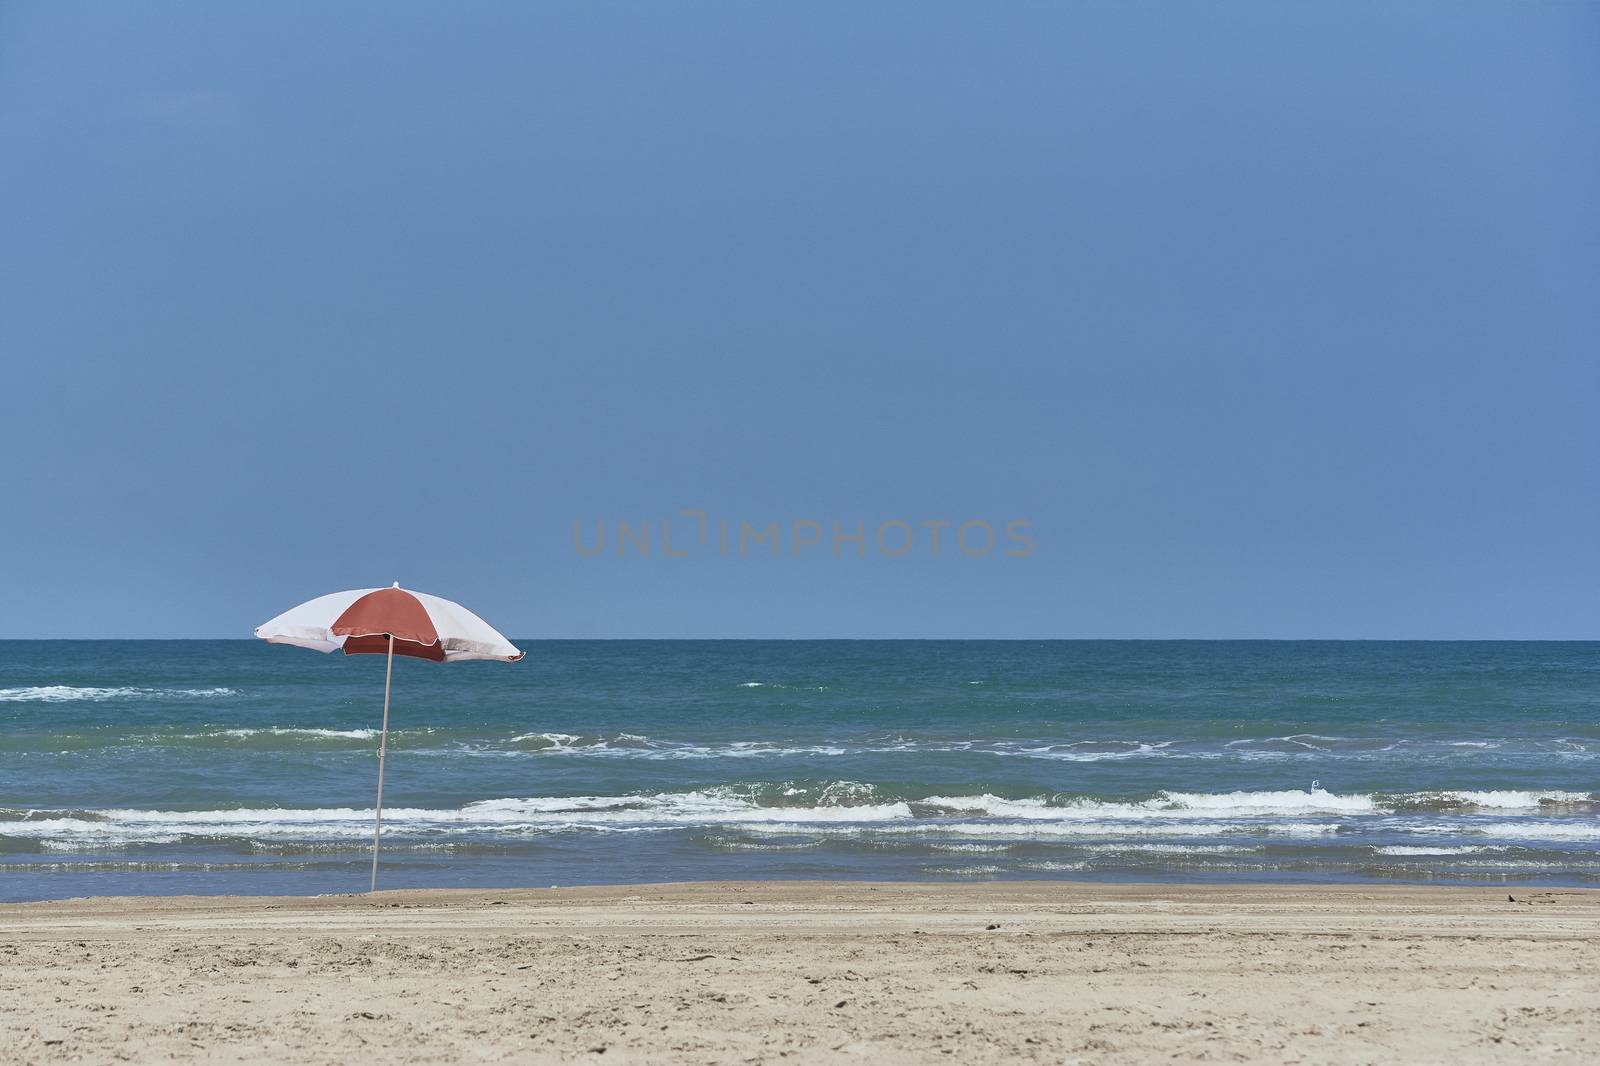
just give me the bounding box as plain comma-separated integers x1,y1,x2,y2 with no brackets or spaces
2,881,1596,1064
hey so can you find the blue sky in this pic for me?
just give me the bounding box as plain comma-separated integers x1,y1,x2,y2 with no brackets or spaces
2,3,1596,639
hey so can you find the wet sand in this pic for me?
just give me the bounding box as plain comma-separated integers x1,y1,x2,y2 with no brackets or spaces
3,881,1597,1063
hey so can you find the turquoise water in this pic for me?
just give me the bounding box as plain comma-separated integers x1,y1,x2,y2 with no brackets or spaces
2,640,1596,900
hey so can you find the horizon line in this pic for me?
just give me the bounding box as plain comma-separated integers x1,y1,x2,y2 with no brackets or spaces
1,636,1596,643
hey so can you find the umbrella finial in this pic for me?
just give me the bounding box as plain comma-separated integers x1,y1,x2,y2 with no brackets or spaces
392,581,400,588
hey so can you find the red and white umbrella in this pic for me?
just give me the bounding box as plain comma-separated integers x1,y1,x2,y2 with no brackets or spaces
255,583,522,890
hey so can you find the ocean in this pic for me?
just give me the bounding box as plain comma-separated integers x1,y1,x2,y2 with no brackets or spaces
1,640,1596,901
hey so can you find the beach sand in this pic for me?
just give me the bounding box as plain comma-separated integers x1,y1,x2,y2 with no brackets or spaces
3,881,1597,1064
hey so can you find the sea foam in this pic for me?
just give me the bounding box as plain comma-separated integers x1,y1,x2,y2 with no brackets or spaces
0,686,239,703
4,786,1596,852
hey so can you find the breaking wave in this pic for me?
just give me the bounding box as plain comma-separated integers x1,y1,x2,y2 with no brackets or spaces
11,722,1597,762
191,727,381,741
4,786,1595,848
0,686,239,703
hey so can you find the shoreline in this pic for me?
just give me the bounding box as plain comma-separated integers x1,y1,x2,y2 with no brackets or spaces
8,876,1600,909
6,881,1598,1062
7,873,1599,902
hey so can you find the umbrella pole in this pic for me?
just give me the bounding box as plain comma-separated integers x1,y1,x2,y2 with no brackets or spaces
370,634,395,892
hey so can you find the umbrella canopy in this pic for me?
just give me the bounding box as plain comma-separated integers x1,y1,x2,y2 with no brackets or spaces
255,583,522,891
255,583,523,662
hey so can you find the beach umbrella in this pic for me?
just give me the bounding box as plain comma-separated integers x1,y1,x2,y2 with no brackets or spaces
254,584,523,891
